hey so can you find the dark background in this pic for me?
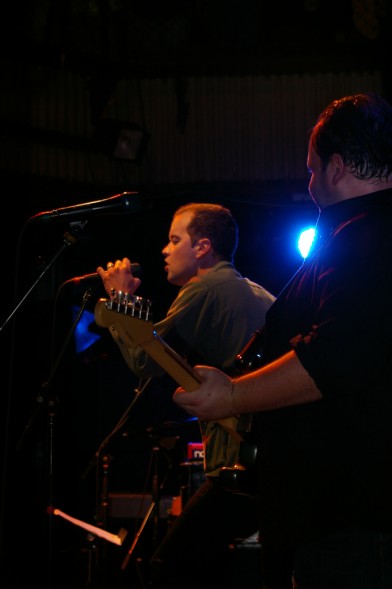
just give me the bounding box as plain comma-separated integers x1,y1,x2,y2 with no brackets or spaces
0,1,390,587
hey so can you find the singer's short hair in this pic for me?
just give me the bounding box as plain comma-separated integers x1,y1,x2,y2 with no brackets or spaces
174,202,238,263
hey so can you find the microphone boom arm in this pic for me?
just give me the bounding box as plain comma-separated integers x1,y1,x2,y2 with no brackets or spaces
0,221,87,334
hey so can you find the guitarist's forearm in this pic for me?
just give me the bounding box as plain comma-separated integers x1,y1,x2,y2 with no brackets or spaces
231,350,322,414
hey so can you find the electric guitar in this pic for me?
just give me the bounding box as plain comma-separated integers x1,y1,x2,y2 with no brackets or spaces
94,296,242,443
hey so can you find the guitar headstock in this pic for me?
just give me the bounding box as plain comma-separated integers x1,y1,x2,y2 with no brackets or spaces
105,292,152,321
94,295,155,346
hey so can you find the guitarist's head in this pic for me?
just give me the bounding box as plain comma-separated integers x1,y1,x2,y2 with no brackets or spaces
162,203,239,286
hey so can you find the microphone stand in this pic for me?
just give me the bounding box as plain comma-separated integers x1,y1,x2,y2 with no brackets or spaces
16,285,94,452
80,377,151,586
0,219,90,587
0,220,87,334
81,383,177,583
16,284,97,589
120,429,177,574
120,438,160,572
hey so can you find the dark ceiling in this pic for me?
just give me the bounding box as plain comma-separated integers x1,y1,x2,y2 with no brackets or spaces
2,0,390,78
1,0,390,210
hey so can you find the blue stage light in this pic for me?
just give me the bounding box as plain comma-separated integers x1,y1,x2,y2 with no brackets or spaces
297,227,316,259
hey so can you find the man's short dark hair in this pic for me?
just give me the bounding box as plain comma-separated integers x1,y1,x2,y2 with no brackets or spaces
174,202,238,263
310,92,392,180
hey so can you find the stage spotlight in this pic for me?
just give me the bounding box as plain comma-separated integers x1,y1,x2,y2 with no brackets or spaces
297,227,316,259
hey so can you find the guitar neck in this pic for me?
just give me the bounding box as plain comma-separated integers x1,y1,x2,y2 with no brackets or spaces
140,332,202,391
94,298,201,390
94,298,242,442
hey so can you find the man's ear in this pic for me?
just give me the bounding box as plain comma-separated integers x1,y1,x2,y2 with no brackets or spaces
194,237,211,257
330,153,345,184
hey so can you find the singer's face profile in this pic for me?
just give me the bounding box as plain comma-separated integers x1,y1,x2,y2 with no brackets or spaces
162,212,199,286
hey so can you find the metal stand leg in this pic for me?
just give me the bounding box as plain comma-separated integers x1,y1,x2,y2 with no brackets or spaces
121,443,161,571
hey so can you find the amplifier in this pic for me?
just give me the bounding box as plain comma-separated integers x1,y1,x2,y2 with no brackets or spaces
187,442,204,460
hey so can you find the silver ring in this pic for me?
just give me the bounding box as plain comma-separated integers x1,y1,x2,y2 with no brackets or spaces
106,262,114,270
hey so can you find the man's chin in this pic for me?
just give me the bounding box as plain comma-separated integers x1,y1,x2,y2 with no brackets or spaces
167,274,185,287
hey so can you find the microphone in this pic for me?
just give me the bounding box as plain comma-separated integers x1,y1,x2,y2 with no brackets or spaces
30,191,141,222
71,263,142,284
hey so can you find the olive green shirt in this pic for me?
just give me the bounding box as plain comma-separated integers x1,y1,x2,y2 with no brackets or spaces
109,261,275,476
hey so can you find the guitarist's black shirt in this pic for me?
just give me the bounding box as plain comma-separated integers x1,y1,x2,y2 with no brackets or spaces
255,188,392,549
